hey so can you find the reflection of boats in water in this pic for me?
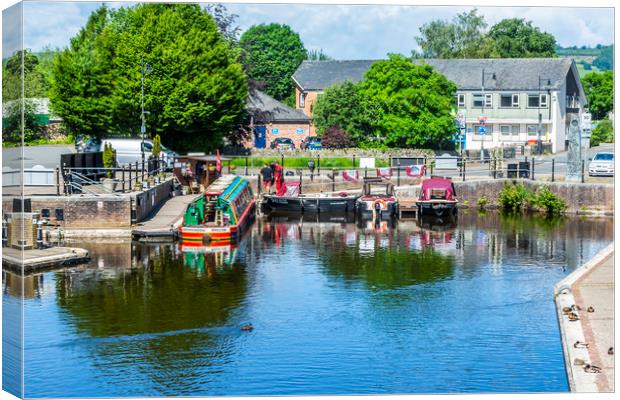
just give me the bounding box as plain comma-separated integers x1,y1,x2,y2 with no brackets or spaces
266,211,356,224
179,175,255,245
417,177,458,218
356,178,398,219
418,215,458,231
179,242,239,270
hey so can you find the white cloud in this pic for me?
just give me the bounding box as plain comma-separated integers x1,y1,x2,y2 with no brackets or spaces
3,1,614,60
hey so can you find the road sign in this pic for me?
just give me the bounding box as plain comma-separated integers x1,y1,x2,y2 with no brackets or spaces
478,126,487,135
581,113,592,131
478,116,487,125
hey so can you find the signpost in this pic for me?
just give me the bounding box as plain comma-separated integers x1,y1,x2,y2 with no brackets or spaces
478,116,487,161
580,112,592,153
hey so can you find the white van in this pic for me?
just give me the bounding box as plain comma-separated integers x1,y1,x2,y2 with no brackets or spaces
83,137,177,169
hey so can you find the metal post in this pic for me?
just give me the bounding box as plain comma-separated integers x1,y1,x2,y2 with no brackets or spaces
2,217,7,247
492,157,497,179
299,173,302,196
281,155,284,169
129,163,133,189
581,160,585,183
317,154,321,175
36,220,43,249
352,155,356,168
135,161,139,185
62,163,67,195
257,174,261,195
531,157,535,180
332,169,335,192
517,162,520,179
122,167,126,192
245,157,248,175
462,160,466,182
55,166,60,196
364,167,368,178
397,160,401,186
551,159,555,182
430,161,434,176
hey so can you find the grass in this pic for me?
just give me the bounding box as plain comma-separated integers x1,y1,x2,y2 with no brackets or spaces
2,136,75,148
228,156,390,169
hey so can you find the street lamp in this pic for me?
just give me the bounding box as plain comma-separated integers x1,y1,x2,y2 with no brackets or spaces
141,57,151,173
480,69,496,161
537,76,552,155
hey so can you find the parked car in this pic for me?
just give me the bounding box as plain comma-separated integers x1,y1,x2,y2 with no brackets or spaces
82,137,177,170
270,137,295,150
301,136,322,150
588,152,614,177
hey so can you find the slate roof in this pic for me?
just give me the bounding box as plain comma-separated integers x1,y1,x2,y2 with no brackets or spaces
246,89,309,123
293,58,578,92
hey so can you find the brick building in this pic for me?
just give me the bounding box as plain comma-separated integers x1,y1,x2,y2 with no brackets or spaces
246,90,313,149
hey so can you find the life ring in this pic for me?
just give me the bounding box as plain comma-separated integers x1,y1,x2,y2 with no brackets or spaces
373,199,388,210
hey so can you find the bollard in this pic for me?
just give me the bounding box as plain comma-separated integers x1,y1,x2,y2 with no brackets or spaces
36,220,44,249
551,159,555,182
462,160,466,182
317,155,321,175
531,157,535,180
397,162,401,186
332,169,335,192
364,167,368,178
245,157,248,175
55,166,60,196
257,174,261,195
2,217,8,247
581,160,585,183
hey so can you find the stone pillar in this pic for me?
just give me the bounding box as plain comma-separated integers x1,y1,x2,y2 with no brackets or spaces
565,114,582,182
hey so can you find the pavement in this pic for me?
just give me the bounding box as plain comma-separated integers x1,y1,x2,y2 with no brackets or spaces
131,193,199,240
554,244,614,392
2,246,90,273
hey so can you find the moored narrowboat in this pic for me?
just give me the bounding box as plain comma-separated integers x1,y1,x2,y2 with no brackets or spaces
179,175,255,245
417,176,458,218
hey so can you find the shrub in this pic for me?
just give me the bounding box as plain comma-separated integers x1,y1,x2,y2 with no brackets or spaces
321,126,354,149
498,182,531,212
152,134,161,157
477,196,489,210
103,143,117,178
531,186,567,215
590,120,613,147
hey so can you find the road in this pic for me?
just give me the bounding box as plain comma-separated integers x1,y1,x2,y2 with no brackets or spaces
2,144,75,170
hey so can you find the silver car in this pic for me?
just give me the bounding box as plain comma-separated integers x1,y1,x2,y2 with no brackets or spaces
588,152,614,177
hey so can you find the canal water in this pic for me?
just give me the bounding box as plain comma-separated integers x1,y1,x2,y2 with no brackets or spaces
3,212,613,397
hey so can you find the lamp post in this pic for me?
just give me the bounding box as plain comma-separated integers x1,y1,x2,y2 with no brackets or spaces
537,76,552,155
480,69,496,161
141,57,151,173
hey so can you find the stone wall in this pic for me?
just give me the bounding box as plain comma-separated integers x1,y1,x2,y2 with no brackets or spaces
133,179,174,222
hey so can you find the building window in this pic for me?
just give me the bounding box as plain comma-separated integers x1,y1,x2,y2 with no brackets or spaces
485,94,492,108
540,94,548,108
500,124,521,138
527,125,539,136
500,94,519,108
528,94,540,108
500,125,511,135
512,94,519,108
299,92,306,108
456,93,465,107
473,94,484,108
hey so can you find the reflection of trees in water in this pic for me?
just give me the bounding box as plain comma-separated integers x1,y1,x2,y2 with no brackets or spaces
315,225,456,289
55,244,249,337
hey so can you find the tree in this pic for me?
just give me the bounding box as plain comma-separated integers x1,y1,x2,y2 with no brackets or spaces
49,4,247,153
204,3,241,44
2,99,44,144
414,9,498,59
590,120,613,147
488,18,556,58
593,45,613,70
582,71,613,120
306,49,332,61
357,55,457,149
239,23,306,101
311,81,373,145
321,126,354,149
2,49,48,101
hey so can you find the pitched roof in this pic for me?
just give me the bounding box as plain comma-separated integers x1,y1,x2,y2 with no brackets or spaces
293,58,577,92
246,89,309,123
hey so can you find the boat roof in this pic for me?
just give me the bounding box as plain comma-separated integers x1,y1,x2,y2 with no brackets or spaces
204,175,238,195
420,177,454,191
176,155,232,162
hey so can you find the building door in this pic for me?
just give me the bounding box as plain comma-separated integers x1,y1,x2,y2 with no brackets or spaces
254,126,267,148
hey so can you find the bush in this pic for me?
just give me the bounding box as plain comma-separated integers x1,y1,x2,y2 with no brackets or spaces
321,126,354,149
477,196,489,210
103,143,117,178
498,182,531,212
590,120,613,147
152,134,161,157
530,186,567,216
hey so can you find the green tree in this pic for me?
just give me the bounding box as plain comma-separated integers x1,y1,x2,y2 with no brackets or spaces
2,49,48,101
239,23,306,101
488,18,556,58
413,9,498,59
593,45,613,70
590,119,613,147
582,71,613,120
357,55,458,149
311,81,373,144
2,99,44,144
50,4,247,153
306,48,332,61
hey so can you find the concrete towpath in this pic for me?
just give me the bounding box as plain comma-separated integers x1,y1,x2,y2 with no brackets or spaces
2,246,90,273
554,243,614,392
131,193,199,241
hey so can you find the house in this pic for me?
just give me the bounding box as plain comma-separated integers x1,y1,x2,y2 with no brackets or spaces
292,58,587,153
246,89,313,149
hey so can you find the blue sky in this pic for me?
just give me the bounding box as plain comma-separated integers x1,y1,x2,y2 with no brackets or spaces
2,1,615,60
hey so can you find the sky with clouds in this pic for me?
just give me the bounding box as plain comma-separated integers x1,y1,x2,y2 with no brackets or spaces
2,1,615,60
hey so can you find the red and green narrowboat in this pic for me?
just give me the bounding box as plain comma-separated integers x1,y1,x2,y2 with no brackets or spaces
179,175,255,245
